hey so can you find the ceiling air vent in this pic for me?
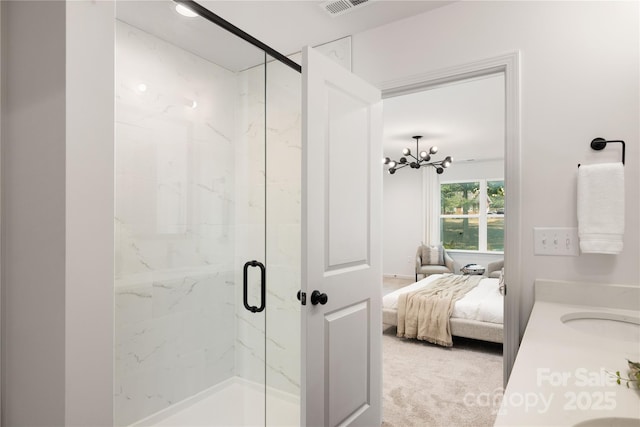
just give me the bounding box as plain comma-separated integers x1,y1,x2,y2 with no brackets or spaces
320,0,373,17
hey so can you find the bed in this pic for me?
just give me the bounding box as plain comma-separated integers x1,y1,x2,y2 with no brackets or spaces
382,274,504,344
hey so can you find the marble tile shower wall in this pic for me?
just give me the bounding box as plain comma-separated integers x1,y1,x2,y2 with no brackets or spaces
114,21,238,425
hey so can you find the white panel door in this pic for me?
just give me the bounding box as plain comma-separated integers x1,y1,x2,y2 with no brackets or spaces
301,46,382,427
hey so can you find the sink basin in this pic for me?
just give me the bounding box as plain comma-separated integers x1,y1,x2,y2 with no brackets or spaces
573,417,640,427
561,311,640,342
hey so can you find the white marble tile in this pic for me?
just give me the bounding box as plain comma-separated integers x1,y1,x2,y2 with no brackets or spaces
115,20,241,424
151,276,199,317
115,366,172,427
234,281,267,383
265,264,301,396
116,316,169,377
115,283,153,326
168,349,208,405
266,224,302,268
115,20,237,277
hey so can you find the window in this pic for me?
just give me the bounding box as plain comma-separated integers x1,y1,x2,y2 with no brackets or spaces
440,180,504,252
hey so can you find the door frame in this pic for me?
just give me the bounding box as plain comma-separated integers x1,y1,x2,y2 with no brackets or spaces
379,51,521,384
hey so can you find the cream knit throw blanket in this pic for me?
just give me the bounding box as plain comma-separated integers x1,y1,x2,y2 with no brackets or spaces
397,274,483,347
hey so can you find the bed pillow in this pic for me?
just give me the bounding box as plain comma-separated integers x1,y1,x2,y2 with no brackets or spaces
421,244,444,266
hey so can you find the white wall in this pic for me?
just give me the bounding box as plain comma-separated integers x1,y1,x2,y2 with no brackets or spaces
354,1,640,334
0,2,4,414
66,1,115,425
443,159,504,182
1,2,66,424
0,1,3,415
382,166,425,277
1,1,114,425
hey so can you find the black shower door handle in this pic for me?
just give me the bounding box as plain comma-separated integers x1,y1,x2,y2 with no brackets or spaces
243,260,266,313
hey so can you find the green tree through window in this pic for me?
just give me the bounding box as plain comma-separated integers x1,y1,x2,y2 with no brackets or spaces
440,180,504,252
441,182,480,249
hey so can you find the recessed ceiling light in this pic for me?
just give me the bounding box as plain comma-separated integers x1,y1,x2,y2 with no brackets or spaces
137,83,147,92
175,4,198,18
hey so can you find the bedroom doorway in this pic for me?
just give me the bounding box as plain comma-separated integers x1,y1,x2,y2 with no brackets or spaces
379,53,521,425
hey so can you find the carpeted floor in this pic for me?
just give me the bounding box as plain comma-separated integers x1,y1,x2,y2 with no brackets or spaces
380,276,504,426
382,325,503,427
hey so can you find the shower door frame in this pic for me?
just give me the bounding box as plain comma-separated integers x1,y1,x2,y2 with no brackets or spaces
175,0,301,73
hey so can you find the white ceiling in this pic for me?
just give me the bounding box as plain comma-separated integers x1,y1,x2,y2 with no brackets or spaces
383,74,505,162
116,0,503,163
198,0,454,59
116,0,453,71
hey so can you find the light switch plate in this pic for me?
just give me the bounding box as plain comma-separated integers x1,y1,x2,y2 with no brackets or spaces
534,227,579,256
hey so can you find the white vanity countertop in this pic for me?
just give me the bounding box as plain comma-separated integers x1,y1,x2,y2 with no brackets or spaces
494,280,640,427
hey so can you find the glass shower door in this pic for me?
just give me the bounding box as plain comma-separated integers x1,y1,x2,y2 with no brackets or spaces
114,2,270,425
234,50,269,426
265,54,302,426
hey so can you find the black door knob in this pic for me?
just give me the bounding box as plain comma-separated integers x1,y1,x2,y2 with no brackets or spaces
310,290,328,305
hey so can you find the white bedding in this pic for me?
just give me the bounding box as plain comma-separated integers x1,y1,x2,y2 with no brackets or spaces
383,274,503,324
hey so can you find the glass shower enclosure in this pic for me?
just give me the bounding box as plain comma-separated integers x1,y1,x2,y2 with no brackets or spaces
113,1,301,425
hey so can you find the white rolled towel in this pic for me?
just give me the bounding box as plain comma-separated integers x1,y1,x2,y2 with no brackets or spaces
577,163,625,254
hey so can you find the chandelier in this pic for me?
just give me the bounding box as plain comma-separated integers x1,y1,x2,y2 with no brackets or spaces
383,135,453,175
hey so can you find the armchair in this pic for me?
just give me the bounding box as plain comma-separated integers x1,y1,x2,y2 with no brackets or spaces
486,259,504,279
415,245,455,282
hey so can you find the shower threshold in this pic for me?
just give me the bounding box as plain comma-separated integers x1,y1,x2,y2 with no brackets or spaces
129,377,300,427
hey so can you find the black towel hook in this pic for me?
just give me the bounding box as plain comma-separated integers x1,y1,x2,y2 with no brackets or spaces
578,137,626,167
590,137,625,165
